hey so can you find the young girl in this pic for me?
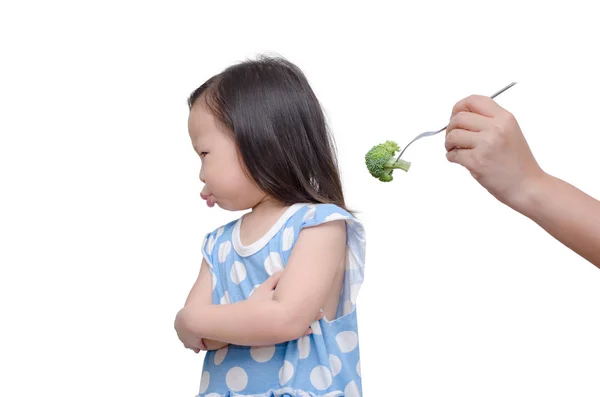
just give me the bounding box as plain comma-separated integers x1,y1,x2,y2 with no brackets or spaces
174,55,366,397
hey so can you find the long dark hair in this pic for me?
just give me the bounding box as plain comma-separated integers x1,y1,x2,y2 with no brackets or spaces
187,55,350,213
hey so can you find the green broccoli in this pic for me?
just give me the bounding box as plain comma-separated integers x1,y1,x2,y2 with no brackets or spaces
365,140,411,182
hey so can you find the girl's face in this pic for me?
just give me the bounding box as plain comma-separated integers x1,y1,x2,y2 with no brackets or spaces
188,100,266,211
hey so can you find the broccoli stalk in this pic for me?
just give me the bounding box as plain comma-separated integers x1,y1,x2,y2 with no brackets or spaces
365,140,411,182
384,156,411,173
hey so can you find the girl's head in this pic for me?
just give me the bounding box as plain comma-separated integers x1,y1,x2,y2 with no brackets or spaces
187,55,348,212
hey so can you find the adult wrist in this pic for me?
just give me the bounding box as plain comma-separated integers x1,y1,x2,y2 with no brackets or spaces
510,170,552,219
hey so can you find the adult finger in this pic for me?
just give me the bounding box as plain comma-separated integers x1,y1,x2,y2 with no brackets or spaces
445,147,475,170
450,95,505,119
445,129,479,152
447,110,490,133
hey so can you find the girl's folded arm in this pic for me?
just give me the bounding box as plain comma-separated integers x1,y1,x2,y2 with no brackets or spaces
184,220,347,346
176,258,228,351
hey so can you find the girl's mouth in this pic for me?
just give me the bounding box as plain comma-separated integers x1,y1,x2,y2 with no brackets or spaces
200,191,216,208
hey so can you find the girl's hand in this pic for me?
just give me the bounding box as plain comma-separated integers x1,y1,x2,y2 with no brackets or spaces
174,308,206,353
249,272,325,336
201,338,229,351
445,95,545,211
247,271,282,302
176,272,325,353
179,277,283,352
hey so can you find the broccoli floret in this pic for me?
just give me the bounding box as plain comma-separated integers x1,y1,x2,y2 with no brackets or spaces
365,140,411,182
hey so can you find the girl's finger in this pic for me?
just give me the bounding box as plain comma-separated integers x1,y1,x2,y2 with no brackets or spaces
303,328,313,336
264,271,283,290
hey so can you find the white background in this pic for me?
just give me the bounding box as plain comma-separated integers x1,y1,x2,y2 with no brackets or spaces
1,1,599,396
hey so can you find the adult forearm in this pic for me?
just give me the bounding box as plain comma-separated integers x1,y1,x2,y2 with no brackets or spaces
517,173,600,269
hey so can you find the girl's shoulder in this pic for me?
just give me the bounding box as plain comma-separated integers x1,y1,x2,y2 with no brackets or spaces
289,203,365,249
290,202,360,229
285,202,366,264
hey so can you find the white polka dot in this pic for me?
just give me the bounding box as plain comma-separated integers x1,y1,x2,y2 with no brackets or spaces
205,394,220,397
220,291,230,305
206,235,216,254
216,227,224,240
282,226,295,251
218,241,231,263
329,354,342,377
350,283,361,304
356,360,361,377
336,330,358,353
251,345,275,363
310,320,322,335
344,380,360,397
325,212,347,222
264,252,284,275
230,261,247,284
214,345,227,365
211,272,217,290
343,300,353,315
303,205,316,222
199,371,210,394
279,361,294,385
225,367,248,392
310,365,332,390
298,336,310,359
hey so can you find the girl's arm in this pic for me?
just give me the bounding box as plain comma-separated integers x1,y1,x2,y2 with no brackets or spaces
175,259,228,351
178,220,347,346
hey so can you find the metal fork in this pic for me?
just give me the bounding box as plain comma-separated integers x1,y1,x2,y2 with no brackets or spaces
395,82,517,162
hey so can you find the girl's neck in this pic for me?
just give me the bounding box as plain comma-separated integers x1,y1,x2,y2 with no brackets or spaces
237,195,291,247
249,195,287,218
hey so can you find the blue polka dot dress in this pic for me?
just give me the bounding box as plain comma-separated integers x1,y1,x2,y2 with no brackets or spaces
196,203,366,397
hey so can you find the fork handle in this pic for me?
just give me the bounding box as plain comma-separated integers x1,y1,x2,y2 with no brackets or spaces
394,82,517,162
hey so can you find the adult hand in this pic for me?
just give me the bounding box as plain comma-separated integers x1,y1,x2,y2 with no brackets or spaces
445,95,546,210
